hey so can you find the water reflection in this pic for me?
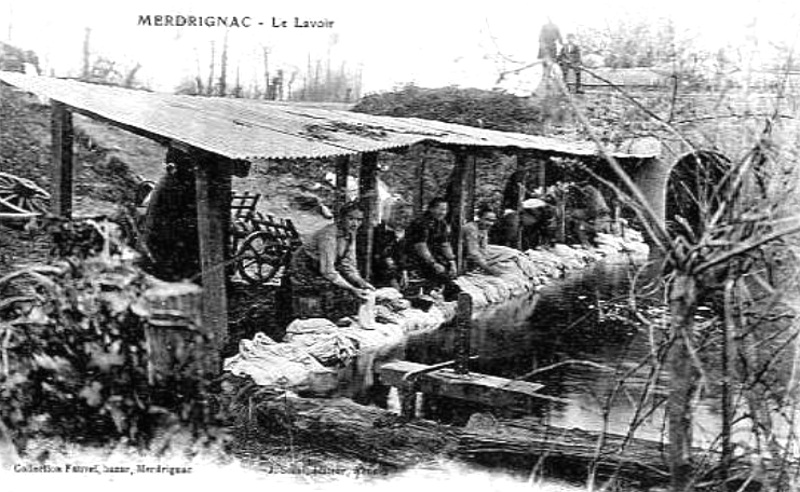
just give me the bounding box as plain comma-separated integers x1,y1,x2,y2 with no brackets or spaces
402,260,724,444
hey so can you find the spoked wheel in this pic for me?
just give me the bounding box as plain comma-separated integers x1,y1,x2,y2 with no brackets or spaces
235,231,288,285
0,172,50,215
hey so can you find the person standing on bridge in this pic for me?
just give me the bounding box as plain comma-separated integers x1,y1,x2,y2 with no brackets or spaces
558,33,583,94
537,17,563,92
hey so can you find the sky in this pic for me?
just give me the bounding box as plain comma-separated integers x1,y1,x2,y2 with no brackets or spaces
2,0,799,94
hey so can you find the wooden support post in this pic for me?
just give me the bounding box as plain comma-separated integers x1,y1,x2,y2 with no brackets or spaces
556,189,567,244
334,155,350,217
448,149,475,275
454,292,473,375
538,156,547,189
399,386,418,420
414,147,426,216
358,152,379,281
514,156,529,251
467,153,477,218
194,152,231,371
50,101,73,218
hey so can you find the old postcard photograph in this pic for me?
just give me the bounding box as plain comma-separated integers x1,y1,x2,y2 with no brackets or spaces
1,0,799,490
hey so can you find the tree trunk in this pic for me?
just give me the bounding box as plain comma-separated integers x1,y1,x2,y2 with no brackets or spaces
124,63,141,88
668,272,699,492
219,32,229,96
207,41,216,96
262,47,270,100
81,28,91,79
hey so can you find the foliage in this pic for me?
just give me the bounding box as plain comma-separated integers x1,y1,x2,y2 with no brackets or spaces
0,218,228,454
353,84,544,134
575,17,683,69
552,57,800,488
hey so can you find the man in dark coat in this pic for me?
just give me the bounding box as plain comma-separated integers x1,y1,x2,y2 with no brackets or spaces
139,148,200,281
537,18,563,93
559,34,583,93
405,197,460,299
372,201,414,289
538,18,562,62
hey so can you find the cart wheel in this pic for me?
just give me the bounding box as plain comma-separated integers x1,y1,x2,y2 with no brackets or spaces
0,172,50,214
235,231,286,284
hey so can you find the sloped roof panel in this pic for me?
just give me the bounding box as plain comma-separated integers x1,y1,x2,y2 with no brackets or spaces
0,71,659,162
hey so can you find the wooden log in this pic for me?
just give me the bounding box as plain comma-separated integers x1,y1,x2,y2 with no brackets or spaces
358,152,379,280
50,101,73,218
457,418,672,482
194,151,231,371
237,392,458,469
230,389,692,486
378,360,544,413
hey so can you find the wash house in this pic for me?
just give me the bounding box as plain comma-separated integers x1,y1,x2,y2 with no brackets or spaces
0,71,663,367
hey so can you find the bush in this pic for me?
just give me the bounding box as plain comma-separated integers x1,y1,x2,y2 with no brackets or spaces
353,84,544,134
0,218,227,454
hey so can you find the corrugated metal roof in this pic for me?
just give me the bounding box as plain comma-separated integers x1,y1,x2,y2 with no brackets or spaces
0,71,659,162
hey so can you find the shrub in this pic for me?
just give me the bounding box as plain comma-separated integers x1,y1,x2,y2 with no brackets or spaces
0,218,227,454
353,84,544,134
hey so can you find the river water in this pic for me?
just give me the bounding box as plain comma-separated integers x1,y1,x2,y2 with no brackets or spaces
396,259,726,446
335,256,798,460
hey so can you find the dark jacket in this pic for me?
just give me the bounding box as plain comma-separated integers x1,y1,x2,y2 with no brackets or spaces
405,213,454,267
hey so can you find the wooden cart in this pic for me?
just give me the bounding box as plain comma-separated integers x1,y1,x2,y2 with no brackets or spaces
229,191,302,285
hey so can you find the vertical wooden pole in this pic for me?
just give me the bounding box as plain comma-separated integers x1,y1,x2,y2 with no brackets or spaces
454,292,473,375
50,101,73,218
467,153,477,218
334,155,350,217
515,155,528,251
358,152,379,281
536,153,547,189
400,386,417,420
557,189,566,244
449,149,474,275
195,152,231,371
414,146,426,216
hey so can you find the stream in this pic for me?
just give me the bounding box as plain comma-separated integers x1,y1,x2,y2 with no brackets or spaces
392,259,722,445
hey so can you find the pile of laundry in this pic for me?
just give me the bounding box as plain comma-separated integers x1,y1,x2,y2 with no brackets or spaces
224,234,650,393
224,287,455,393
455,246,537,308
457,235,650,310
594,231,649,257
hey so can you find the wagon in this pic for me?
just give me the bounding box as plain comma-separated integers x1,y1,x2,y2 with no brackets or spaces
0,171,49,222
229,191,302,285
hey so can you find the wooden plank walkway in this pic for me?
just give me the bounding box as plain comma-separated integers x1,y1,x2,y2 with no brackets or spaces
378,360,545,413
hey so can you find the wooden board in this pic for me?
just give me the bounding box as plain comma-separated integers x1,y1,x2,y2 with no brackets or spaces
378,360,545,413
